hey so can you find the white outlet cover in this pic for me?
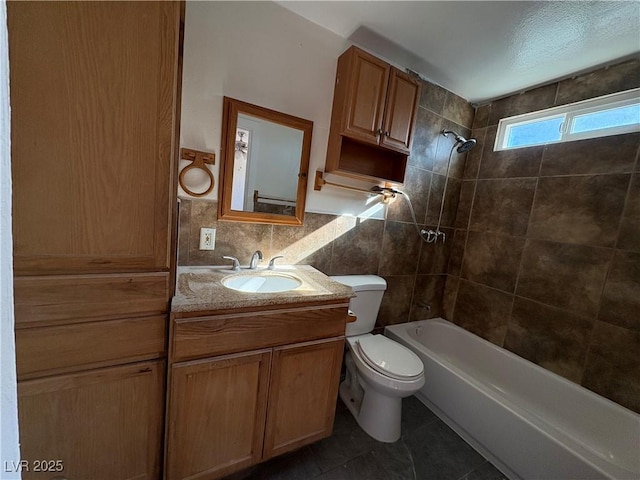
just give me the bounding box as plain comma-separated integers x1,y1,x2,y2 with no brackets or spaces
199,227,216,250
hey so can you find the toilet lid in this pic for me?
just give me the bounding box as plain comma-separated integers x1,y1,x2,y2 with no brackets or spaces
355,335,424,380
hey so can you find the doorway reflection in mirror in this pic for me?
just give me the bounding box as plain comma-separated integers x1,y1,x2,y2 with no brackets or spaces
231,129,250,211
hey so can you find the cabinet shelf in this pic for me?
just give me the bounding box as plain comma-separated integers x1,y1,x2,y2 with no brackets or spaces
336,137,408,183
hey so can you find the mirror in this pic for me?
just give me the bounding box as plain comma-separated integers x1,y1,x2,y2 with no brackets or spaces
218,97,313,225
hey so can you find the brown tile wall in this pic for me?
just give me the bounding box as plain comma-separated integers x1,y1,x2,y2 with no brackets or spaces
177,79,475,333
445,59,640,413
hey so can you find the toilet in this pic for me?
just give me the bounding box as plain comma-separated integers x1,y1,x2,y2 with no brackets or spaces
330,275,425,442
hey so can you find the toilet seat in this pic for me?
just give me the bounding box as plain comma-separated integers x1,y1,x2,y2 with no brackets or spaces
354,335,423,381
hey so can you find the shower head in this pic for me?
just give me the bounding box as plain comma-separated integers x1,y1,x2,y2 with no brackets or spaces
441,129,477,153
456,138,477,153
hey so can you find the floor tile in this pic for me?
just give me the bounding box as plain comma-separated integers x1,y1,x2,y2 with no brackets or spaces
224,396,502,480
371,439,417,480
316,452,391,480
400,395,439,436
459,461,508,480
224,446,320,480
404,417,487,480
308,401,379,473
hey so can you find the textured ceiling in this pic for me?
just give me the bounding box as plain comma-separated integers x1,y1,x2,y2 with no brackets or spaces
278,1,640,103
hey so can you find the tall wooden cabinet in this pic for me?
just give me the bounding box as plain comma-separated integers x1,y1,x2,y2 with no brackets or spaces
10,0,180,276
325,46,421,183
8,2,184,479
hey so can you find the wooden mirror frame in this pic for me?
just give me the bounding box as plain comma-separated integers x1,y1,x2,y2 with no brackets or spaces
218,97,313,226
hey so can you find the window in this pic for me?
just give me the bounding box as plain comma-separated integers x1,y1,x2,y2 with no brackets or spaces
494,88,640,151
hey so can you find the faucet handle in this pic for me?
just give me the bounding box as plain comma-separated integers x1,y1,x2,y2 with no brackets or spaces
267,255,284,270
222,255,241,271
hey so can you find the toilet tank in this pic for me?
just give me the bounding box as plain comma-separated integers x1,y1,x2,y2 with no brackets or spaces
330,275,387,336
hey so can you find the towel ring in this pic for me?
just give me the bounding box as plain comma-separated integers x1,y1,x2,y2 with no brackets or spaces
179,148,216,197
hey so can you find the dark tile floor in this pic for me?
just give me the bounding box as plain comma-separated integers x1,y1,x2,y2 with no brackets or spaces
225,396,508,480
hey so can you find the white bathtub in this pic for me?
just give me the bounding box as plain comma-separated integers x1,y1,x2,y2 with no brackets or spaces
385,318,640,480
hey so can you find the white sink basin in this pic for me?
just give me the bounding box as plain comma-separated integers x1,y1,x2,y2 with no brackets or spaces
222,273,302,293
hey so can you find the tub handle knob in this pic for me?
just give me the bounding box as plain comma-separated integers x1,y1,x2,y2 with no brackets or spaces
418,301,431,311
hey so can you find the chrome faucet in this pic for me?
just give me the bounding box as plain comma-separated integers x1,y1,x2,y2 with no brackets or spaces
420,228,446,243
267,255,284,270
249,250,263,270
222,255,241,271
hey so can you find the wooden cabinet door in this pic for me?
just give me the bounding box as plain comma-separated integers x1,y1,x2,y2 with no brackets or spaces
342,48,390,145
263,338,344,459
17,360,164,480
381,67,421,153
8,1,182,275
166,350,272,480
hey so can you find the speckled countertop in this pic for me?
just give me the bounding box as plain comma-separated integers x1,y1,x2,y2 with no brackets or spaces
171,265,354,313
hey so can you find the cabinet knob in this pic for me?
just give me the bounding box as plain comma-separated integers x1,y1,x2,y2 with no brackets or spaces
384,131,390,137
376,129,384,136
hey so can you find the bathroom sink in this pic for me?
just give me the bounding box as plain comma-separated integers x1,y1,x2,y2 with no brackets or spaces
222,272,302,293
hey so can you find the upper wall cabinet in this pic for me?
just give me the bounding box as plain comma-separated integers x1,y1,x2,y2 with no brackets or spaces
325,46,421,183
9,1,182,275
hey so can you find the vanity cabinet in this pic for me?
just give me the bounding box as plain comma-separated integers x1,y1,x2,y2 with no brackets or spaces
263,338,344,460
166,302,349,480
325,46,421,182
167,350,272,480
8,1,184,478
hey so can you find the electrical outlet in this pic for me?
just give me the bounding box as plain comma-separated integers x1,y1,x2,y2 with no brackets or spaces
199,228,216,250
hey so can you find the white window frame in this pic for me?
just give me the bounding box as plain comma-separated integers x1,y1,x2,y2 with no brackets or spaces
494,88,640,151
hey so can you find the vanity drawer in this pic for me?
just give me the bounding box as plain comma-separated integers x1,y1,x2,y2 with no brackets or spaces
172,305,349,362
15,315,167,380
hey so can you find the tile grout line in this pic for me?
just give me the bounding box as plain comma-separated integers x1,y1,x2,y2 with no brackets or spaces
465,227,630,252
506,141,547,344
580,166,637,382
376,217,388,277
511,293,598,320
406,268,419,323
480,170,637,180
457,121,483,277
552,79,561,106
594,167,634,320
327,215,338,275
408,165,436,322
578,249,619,385
399,432,418,480
446,111,485,322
